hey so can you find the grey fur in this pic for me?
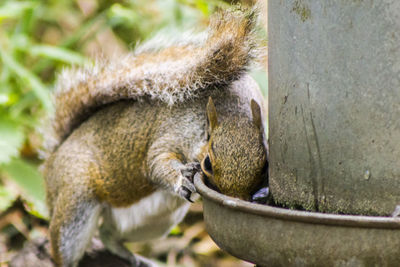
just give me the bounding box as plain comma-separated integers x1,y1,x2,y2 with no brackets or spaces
42,7,263,157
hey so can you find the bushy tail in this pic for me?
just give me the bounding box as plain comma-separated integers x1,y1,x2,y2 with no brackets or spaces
44,7,263,155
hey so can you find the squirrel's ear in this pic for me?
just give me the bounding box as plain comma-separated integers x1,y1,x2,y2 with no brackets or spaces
207,97,219,132
251,99,263,130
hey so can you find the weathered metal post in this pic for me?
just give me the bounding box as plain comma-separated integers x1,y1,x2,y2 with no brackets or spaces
269,1,400,215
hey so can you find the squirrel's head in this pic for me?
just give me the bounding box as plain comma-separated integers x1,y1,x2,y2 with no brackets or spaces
201,97,268,200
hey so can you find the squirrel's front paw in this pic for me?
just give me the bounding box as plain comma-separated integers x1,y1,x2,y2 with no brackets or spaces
177,162,200,202
181,162,200,182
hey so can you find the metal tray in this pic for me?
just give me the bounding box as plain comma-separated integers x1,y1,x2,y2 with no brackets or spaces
194,174,400,266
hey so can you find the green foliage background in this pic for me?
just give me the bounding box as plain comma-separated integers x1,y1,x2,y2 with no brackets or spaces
0,0,266,220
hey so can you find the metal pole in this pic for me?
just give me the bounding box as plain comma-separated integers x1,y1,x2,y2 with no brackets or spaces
269,0,400,215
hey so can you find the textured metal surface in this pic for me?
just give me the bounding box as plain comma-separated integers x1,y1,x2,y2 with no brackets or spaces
195,174,400,266
269,1,400,215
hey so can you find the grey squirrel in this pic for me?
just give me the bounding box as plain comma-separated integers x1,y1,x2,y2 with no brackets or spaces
41,7,268,267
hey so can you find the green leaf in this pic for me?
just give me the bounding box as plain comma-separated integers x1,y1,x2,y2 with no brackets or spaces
108,4,139,26
61,11,107,48
23,197,48,220
0,45,53,112
250,70,268,137
8,91,36,117
0,93,10,105
30,45,88,65
251,69,268,96
1,159,46,203
169,225,182,235
0,117,24,164
0,1,35,22
195,0,209,15
1,158,48,219
0,185,17,212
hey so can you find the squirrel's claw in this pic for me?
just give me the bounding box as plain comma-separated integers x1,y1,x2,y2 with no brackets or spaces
181,162,201,182
178,162,200,202
178,178,197,202
179,186,194,203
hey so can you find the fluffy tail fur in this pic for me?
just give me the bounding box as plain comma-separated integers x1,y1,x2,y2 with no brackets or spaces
44,7,263,155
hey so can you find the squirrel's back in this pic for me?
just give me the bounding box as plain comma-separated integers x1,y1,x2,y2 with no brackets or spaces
42,7,264,157
44,73,264,206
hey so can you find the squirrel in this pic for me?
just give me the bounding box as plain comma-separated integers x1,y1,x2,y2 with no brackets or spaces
41,7,268,267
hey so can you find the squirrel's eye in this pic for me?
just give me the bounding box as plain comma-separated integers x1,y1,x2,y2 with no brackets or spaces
201,155,213,176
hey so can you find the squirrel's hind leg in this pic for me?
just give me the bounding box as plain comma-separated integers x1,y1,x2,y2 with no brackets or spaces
99,217,157,267
49,191,101,267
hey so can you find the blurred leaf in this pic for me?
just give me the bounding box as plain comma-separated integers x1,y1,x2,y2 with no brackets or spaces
169,225,182,235
1,158,48,219
0,1,34,21
61,11,107,48
8,91,36,117
30,45,88,65
11,34,30,50
0,93,11,105
23,198,48,220
1,158,46,203
251,69,268,96
18,2,36,35
195,0,209,15
0,46,53,112
108,3,139,27
0,185,17,212
250,69,268,137
0,117,24,164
